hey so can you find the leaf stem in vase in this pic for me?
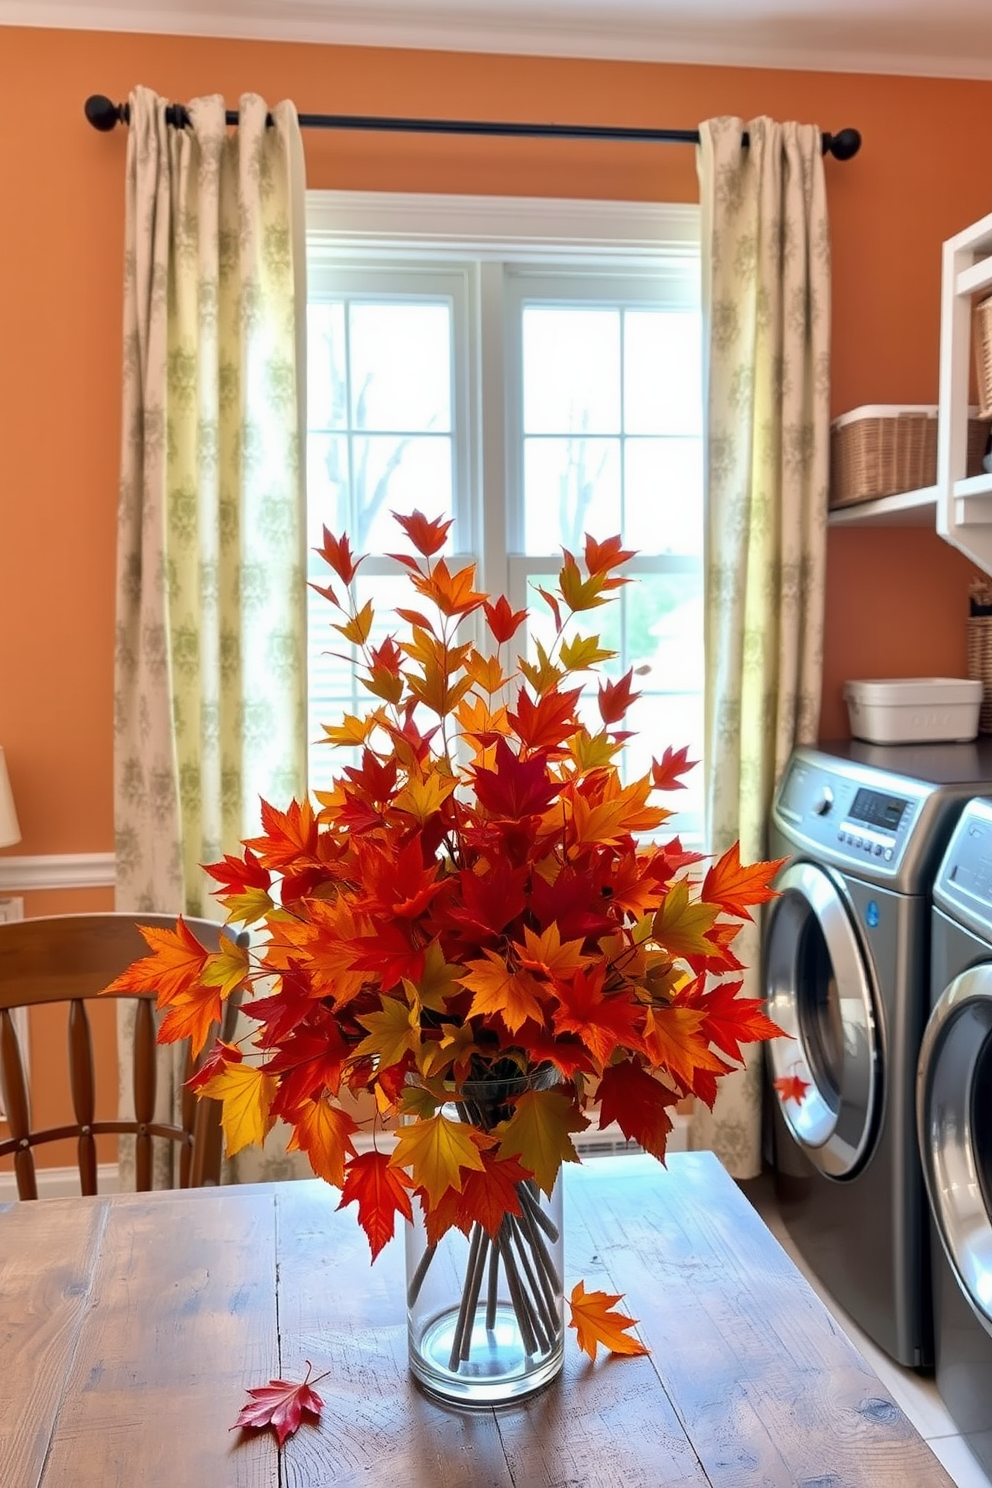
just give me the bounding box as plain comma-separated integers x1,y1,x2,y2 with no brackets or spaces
521,1180,560,1242
448,1223,489,1369
407,1242,438,1309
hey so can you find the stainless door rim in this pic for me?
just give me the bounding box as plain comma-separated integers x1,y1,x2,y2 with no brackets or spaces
766,861,879,1178
917,964,992,1339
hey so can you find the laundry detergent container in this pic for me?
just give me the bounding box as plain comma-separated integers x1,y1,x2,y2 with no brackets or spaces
844,677,982,745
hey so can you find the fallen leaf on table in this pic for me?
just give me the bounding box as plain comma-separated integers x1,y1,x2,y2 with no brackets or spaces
568,1280,649,1361
231,1364,325,1445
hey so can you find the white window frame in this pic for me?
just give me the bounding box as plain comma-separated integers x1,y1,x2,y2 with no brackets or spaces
305,193,703,832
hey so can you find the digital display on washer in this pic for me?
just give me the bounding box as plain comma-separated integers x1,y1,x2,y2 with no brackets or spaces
850,788,909,832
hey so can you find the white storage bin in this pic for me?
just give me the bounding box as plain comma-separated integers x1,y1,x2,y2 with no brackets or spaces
844,678,982,745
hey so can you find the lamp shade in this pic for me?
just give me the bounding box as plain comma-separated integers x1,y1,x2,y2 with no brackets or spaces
0,747,21,849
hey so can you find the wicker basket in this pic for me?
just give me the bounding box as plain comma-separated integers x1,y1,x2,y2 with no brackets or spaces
967,615,992,734
974,296,992,421
830,405,992,510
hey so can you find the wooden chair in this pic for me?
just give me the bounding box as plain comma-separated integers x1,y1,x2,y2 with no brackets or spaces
0,912,246,1200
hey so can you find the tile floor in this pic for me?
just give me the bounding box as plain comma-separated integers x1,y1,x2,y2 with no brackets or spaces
744,1169,992,1488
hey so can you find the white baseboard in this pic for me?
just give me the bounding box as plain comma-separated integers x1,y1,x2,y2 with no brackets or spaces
0,1162,121,1200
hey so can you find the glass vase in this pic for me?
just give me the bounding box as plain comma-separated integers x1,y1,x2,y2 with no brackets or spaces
404,1070,565,1407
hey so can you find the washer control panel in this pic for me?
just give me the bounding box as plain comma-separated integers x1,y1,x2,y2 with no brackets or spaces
933,796,992,934
773,752,927,881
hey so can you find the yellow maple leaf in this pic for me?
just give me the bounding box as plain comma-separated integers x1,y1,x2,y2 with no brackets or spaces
494,1088,588,1195
355,995,420,1068
216,885,273,927
464,651,508,696
320,713,377,748
457,950,547,1034
567,728,624,773
197,1063,277,1158
200,936,250,1001
391,770,458,824
286,1096,358,1187
651,880,719,961
389,1112,486,1206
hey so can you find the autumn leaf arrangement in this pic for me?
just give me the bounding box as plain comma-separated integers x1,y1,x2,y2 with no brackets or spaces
110,509,784,1400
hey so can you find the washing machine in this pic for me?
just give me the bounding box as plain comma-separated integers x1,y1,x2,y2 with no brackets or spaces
917,795,992,1475
764,738,992,1369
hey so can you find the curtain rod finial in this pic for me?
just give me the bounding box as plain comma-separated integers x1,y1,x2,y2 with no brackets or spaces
85,95,125,131
826,127,861,161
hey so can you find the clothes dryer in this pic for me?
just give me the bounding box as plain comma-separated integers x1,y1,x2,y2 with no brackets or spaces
918,796,992,1476
765,739,992,1368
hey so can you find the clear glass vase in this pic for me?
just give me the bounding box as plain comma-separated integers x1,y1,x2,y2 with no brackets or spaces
404,1070,565,1407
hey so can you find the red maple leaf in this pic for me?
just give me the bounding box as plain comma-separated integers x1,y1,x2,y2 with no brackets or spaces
551,966,644,1069
597,668,641,726
471,738,561,819
483,594,527,644
597,1059,679,1161
391,508,453,556
316,526,361,584
458,1149,529,1236
204,848,272,896
774,1073,811,1105
231,1363,325,1445
338,1149,414,1260
677,978,784,1065
508,686,583,751
583,532,636,576
650,744,697,792
244,797,319,873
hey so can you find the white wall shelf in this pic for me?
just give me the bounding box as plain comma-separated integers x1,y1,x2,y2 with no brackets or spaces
827,484,937,528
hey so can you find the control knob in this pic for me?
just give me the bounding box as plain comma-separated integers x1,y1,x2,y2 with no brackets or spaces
812,786,834,817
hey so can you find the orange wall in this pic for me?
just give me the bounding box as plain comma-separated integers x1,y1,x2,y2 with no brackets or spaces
1,26,991,1168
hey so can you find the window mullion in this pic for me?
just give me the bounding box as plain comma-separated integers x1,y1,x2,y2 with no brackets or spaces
477,260,509,597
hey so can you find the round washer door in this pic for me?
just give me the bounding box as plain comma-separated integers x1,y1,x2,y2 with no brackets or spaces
917,964,992,1340
765,861,880,1178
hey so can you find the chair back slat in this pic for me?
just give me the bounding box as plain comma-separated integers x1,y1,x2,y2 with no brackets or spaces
67,999,98,1194
0,1007,37,1199
0,913,248,1199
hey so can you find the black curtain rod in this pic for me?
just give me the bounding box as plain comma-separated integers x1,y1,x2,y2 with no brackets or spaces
84,94,861,160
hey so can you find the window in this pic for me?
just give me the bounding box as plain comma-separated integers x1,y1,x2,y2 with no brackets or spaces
306,194,703,839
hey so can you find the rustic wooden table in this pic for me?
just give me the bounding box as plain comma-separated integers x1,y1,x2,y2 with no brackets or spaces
0,1151,953,1488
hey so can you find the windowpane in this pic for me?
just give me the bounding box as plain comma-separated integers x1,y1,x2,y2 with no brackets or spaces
523,307,620,434
624,311,702,436
523,437,620,552
306,433,349,547
349,303,452,432
624,438,704,556
307,302,347,430
351,436,453,551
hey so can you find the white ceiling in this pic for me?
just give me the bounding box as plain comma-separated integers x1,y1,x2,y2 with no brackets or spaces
3,0,992,79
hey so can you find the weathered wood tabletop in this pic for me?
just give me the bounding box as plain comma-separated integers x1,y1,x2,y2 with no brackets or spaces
0,1151,953,1488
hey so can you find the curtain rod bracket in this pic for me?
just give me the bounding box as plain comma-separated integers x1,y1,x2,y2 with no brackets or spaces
83,94,861,160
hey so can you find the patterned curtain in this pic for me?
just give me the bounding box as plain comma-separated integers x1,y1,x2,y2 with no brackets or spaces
114,86,307,1186
690,117,830,1178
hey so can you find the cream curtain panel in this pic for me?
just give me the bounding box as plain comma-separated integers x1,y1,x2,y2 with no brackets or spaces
690,117,830,1178
114,86,308,1186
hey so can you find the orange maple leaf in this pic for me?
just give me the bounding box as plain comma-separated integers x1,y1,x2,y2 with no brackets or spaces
641,1004,728,1090
701,842,786,920
286,1096,359,1187
338,1150,414,1261
568,1280,648,1361
410,557,487,618
100,917,211,1004
458,950,548,1034
157,985,225,1058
